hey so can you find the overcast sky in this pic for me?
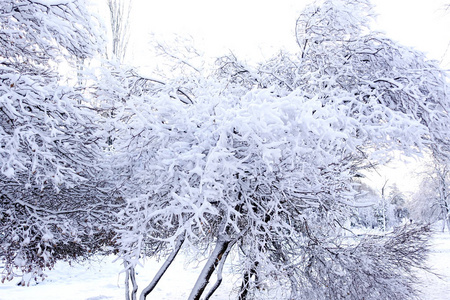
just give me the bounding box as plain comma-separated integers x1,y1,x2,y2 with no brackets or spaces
121,0,450,69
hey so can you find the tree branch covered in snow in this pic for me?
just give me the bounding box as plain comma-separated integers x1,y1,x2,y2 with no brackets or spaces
111,1,449,299
1,0,449,298
0,0,115,284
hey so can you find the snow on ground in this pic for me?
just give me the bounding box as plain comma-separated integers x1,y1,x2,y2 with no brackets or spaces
0,251,238,300
415,228,450,300
1,227,450,300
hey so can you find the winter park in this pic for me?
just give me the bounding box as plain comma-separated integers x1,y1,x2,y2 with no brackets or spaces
2,0,450,299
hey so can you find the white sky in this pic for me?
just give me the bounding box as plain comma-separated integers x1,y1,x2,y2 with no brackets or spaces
124,0,450,69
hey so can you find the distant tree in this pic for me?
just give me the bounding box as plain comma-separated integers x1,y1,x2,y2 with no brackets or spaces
352,181,408,230
373,182,409,231
107,0,132,62
388,183,409,224
351,181,381,228
411,161,450,231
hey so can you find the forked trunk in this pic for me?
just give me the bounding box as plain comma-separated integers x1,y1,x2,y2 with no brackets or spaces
188,239,230,300
203,240,234,300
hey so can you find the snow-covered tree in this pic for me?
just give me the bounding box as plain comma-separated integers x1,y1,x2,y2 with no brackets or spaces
1,0,448,298
107,0,132,62
388,183,409,225
410,161,450,231
111,1,448,299
351,182,408,230
0,0,115,285
351,182,380,228
372,182,408,231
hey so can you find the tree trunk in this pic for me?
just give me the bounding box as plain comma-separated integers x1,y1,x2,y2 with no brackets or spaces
238,264,258,300
238,270,251,300
188,238,230,300
125,266,130,300
130,266,138,300
203,240,234,300
140,233,185,300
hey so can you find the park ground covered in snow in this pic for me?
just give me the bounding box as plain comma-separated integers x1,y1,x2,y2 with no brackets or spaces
1,223,449,300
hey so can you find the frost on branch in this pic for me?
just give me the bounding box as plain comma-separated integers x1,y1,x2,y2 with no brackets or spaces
276,224,432,300
113,82,437,299
0,0,113,285
0,0,103,63
112,1,449,299
1,0,449,298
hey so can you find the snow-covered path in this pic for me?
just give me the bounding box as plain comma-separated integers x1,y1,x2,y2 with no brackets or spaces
1,230,449,300
415,230,450,300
